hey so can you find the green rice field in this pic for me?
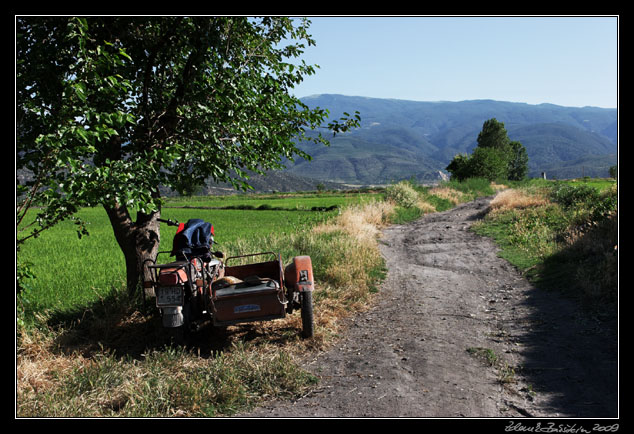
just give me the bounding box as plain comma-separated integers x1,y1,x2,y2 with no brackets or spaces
17,192,382,316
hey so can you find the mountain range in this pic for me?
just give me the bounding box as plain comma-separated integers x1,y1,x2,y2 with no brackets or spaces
277,94,618,185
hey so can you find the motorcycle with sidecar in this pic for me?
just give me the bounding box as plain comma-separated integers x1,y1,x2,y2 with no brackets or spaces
143,218,315,342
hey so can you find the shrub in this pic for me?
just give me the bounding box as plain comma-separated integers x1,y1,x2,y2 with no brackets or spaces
385,181,420,208
549,182,617,224
445,153,471,181
591,185,618,222
549,183,599,209
478,180,618,307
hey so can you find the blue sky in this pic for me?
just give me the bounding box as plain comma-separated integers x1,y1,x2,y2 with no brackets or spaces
290,16,618,109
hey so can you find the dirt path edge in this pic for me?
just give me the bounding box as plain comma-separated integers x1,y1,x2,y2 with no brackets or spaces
238,196,618,418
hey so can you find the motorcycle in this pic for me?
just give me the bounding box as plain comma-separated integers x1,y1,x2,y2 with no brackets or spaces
143,218,315,343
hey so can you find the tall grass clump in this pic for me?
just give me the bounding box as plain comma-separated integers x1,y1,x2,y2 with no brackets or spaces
209,199,397,346
385,180,436,222
546,182,618,304
428,177,497,206
488,187,550,214
428,185,469,205
473,180,618,308
385,181,420,208
307,200,395,309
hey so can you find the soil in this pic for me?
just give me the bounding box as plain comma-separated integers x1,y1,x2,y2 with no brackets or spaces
238,196,618,419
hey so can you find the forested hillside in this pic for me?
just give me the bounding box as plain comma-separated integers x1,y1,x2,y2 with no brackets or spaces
282,95,617,184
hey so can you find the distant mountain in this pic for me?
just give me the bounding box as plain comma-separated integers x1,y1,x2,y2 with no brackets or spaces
506,122,616,176
280,95,617,183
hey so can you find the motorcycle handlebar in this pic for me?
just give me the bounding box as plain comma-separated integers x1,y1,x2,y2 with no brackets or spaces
158,218,179,227
157,217,220,246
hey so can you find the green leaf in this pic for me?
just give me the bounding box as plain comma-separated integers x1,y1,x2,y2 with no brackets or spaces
74,82,87,102
118,48,132,61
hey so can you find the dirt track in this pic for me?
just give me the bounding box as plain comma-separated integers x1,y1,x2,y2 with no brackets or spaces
239,196,618,418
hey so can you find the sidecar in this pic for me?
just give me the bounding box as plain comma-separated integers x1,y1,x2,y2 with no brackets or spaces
212,253,315,338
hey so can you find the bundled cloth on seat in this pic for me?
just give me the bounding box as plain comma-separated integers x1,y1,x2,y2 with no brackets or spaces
171,218,214,260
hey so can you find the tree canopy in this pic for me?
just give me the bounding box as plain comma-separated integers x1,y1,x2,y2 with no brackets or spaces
16,16,360,291
446,118,528,182
476,118,511,150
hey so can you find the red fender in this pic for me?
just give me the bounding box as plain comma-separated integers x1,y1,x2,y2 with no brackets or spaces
284,256,314,292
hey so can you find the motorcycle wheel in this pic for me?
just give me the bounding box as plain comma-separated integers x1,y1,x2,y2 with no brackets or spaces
168,302,191,346
169,325,188,346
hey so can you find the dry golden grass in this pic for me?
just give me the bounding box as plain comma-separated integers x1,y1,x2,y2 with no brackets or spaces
428,186,469,205
18,327,88,396
312,200,395,246
488,188,551,213
490,182,508,191
416,198,437,213
295,201,396,342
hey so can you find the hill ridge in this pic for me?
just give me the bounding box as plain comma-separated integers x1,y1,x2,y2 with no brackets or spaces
278,94,617,184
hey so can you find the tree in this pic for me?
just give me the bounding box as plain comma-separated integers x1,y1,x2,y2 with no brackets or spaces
468,147,509,181
609,165,617,180
17,17,360,294
446,118,528,182
444,153,470,181
476,118,511,151
507,140,528,181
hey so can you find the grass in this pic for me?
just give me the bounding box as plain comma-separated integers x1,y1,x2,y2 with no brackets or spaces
471,178,618,308
18,192,374,318
15,178,530,417
385,177,499,222
17,192,390,324
17,207,127,316
466,178,618,390
17,190,399,417
18,337,319,417
163,190,382,211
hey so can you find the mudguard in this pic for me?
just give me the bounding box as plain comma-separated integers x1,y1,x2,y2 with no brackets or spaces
284,256,314,292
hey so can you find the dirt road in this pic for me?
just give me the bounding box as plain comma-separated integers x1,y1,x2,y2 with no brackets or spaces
240,196,618,418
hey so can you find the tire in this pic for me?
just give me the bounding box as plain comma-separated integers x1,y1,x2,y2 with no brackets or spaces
168,302,191,346
168,325,188,346
300,291,314,338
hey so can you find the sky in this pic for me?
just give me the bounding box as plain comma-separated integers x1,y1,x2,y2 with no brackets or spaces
289,16,618,109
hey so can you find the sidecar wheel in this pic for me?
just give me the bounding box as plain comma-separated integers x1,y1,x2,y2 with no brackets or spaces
300,291,314,339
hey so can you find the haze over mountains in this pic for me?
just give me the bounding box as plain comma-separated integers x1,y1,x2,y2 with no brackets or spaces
280,94,617,185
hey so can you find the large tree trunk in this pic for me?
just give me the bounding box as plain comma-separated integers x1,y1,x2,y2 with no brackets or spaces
104,202,161,295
